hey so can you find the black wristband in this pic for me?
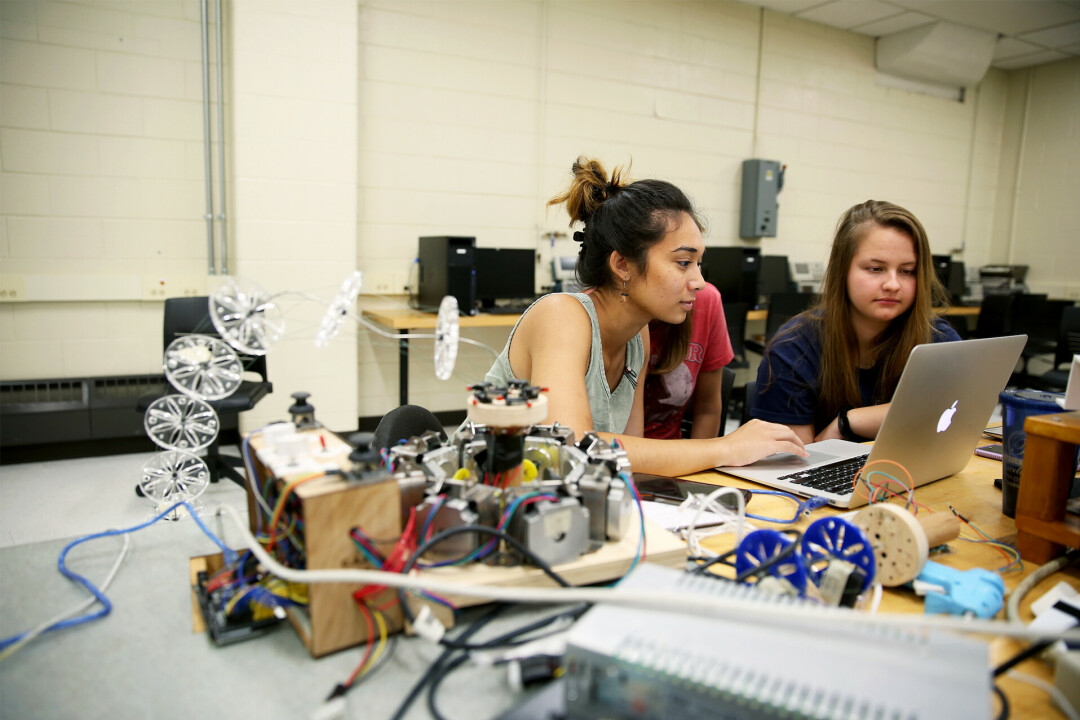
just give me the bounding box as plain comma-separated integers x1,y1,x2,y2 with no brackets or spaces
837,408,858,441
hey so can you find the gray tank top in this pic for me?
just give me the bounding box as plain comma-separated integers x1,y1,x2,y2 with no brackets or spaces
484,292,644,434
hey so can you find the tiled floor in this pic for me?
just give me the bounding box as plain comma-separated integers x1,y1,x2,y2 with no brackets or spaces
0,449,250,549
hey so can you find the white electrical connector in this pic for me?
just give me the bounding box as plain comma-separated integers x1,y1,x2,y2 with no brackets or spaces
412,604,446,644
309,697,346,720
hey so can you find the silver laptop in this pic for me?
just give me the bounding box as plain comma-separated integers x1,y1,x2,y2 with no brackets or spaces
716,335,1027,508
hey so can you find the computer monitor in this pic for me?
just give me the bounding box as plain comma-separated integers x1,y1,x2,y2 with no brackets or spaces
552,256,582,292
475,248,536,308
701,246,760,305
790,260,825,293
758,255,793,304
932,255,967,304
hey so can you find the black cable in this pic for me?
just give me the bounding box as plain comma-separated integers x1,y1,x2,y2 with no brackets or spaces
438,603,590,652
395,524,573,630
388,602,508,720
426,604,590,720
689,550,737,576
734,530,803,584
993,684,1010,720
427,653,471,720
993,639,1055,677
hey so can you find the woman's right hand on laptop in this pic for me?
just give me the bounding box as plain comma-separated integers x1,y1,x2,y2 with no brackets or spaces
719,420,808,466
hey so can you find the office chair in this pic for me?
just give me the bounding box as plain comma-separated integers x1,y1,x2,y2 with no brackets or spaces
740,380,757,427
972,293,1015,339
744,292,816,357
135,296,273,489
372,404,447,451
1009,294,1065,381
679,366,737,439
722,302,751,369
1035,305,1080,392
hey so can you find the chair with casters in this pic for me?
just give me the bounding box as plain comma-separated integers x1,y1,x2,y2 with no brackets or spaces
372,404,448,452
1009,294,1052,380
1035,305,1080,392
1018,298,1072,379
722,302,750,369
136,296,273,490
972,293,1015,339
679,365,737,439
740,380,757,427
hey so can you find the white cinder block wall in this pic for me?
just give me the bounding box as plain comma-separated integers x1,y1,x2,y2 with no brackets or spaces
2,0,1079,430
228,0,359,431
1,0,209,379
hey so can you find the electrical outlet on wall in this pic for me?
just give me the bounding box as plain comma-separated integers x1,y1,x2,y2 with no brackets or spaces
372,275,391,294
0,274,26,302
367,272,402,295
142,275,206,300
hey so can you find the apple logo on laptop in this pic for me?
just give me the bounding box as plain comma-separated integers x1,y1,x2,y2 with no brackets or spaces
937,400,958,433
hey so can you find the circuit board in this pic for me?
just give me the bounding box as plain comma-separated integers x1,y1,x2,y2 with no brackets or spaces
194,570,283,646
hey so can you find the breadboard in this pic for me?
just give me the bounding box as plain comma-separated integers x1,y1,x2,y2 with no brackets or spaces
564,564,990,719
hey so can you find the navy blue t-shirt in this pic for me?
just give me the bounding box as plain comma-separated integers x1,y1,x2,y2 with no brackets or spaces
750,316,961,433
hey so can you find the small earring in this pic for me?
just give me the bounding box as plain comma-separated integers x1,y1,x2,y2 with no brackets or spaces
620,279,628,303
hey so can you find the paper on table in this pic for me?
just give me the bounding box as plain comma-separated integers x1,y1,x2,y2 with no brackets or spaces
1059,354,1079,410
640,499,732,532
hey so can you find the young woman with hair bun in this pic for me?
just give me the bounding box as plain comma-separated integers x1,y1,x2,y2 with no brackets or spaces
479,157,806,476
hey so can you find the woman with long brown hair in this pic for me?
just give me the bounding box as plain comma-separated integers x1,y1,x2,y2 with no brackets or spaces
752,200,960,443
479,157,806,475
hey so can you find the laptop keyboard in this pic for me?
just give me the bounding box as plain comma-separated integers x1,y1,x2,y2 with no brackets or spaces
779,454,869,495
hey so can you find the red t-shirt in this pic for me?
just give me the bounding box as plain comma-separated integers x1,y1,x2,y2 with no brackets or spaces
643,283,734,439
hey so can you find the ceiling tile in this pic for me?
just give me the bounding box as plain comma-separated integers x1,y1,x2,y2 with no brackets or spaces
795,0,902,29
1058,42,1080,53
992,48,1070,69
750,0,830,12
994,37,1045,60
850,11,936,36
1016,20,1080,48
886,1,1080,36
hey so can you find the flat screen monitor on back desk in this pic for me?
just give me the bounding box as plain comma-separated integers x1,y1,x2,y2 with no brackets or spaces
475,248,536,312
758,255,793,305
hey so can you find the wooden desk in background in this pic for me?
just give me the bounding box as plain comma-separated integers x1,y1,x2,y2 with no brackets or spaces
362,307,520,405
364,304,981,406
679,436,1077,719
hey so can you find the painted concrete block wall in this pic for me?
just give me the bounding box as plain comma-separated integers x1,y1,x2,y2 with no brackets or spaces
1,0,210,380
228,0,359,431
3,0,1077,433
1008,57,1080,300
354,0,1025,416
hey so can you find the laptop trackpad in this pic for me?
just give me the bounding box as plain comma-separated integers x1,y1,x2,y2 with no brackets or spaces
745,447,847,470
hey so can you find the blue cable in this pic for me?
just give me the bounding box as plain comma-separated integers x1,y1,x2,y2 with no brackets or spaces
0,501,235,652
615,472,646,579
745,490,829,524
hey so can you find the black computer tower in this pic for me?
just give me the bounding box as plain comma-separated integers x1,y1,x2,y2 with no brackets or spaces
419,236,477,315
702,246,761,305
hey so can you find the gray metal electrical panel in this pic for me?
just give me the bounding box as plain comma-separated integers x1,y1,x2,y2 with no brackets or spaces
739,158,782,238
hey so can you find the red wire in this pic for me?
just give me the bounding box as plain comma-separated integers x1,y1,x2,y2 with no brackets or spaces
204,568,236,594
352,506,418,605
345,601,376,686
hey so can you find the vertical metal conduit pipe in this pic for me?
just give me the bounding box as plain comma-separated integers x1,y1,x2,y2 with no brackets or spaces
214,0,228,275
200,0,216,275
